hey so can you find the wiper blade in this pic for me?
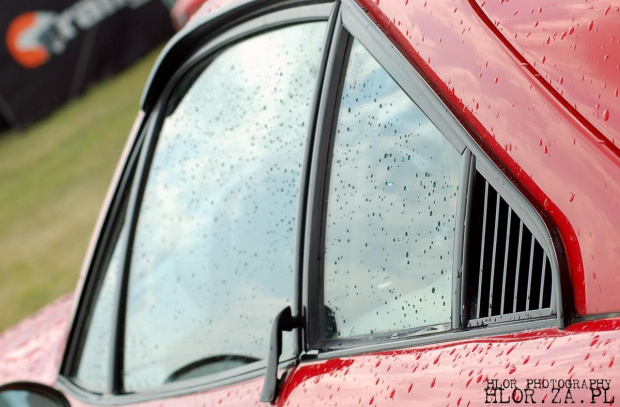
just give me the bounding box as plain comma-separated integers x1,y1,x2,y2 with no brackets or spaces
165,354,260,383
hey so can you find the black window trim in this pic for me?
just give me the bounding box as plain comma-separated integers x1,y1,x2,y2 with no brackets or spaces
302,7,348,354
59,113,149,393
302,0,567,359
58,2,338,405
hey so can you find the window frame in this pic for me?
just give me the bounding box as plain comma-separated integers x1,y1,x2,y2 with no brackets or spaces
59,113,149,396
118,15,332,395
302,0,568,359
58,2,337,404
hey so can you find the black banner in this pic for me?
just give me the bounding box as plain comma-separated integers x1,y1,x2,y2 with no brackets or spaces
0,0,174,130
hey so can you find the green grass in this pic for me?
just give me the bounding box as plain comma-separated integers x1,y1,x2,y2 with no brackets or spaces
0,48,161,332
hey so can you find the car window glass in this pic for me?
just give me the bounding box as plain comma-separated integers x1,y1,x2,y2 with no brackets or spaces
123,22,326,390
321,39,461,339
75,221,128,392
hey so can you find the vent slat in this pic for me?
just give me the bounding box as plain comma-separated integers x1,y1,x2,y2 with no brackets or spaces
476,180,490,319
488,192,501,315
500,207,512,314
513,221,524,313
525,233,535,311
467,171,555,325
539,253,547,309
550,272,555,309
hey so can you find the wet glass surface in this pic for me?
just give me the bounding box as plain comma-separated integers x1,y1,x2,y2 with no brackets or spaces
322,40,462,338
123,23,325,390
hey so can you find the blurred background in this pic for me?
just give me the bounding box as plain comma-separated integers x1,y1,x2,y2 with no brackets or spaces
0,0,207,332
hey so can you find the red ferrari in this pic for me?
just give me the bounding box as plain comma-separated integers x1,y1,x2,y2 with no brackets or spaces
1,0,619,405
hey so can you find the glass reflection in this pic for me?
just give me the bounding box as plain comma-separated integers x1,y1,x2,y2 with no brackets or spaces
124,23,326,390
322,40,461,338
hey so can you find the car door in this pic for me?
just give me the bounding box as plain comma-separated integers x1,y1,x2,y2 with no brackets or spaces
272,1,613,406
57,2,337,405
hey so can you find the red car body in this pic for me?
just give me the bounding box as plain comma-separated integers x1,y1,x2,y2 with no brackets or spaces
1,0,620,405
170,0,206,29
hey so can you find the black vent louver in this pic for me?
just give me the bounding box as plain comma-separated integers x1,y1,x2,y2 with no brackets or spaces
466,171,555,325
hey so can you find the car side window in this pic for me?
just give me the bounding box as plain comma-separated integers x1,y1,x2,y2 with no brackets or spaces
320,39,462,339
123,22,326,391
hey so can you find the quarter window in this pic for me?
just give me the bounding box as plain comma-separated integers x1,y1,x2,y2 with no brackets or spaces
320,39,462,339
123,22,326,390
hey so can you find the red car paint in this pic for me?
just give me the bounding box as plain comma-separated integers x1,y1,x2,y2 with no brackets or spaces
1,0,620,405
279,318,620,406
0,294,73,386
173,0,236,29
170,0,206,29
475,0,620,148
